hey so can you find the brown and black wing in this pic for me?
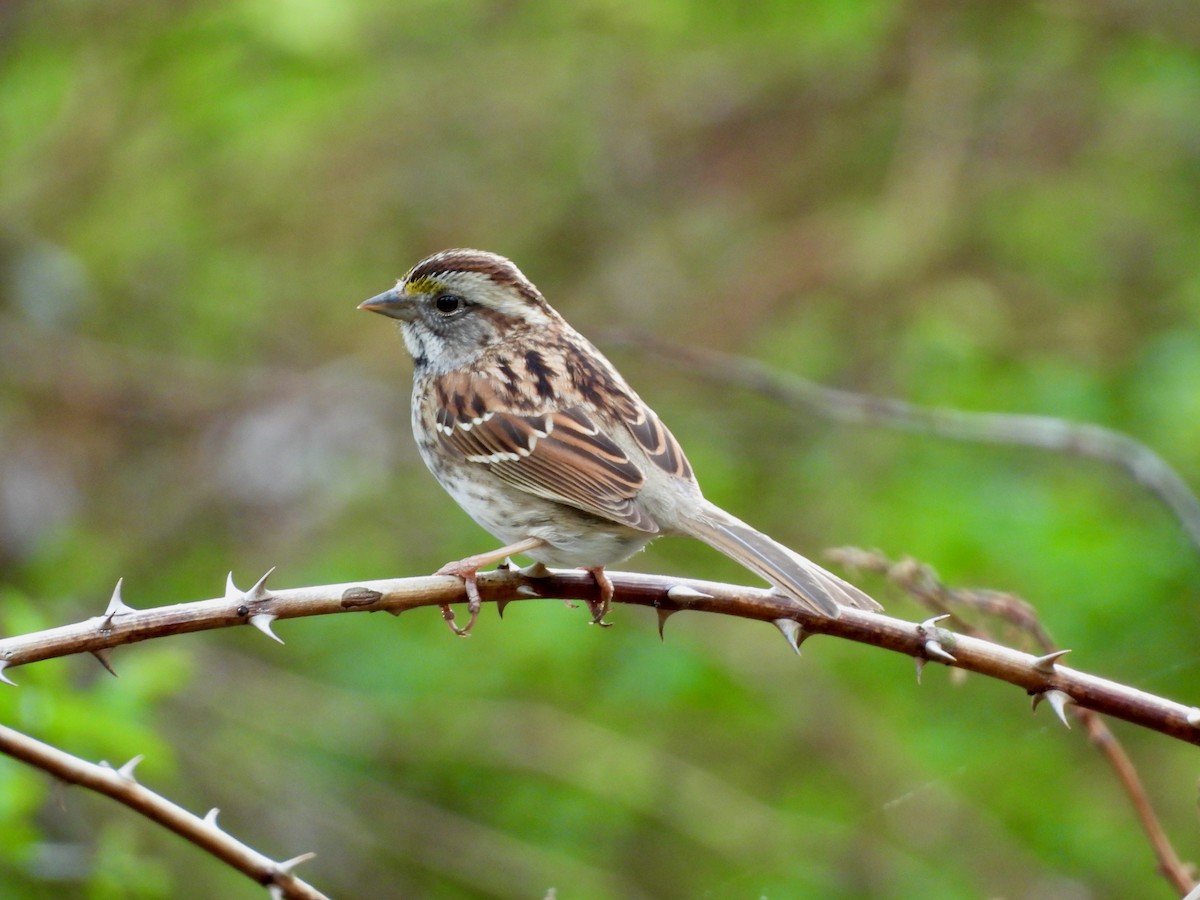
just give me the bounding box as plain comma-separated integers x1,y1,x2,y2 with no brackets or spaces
625,402,694,482
429,372,659,533
560,336,696,483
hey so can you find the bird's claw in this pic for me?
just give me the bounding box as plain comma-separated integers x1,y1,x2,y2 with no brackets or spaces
583,567,614,627
436,561,482,636
586,601,613,627
439,603,479,636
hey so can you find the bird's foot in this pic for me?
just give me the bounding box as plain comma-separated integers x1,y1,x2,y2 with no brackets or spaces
583,566,614,627
435,559,482,636
433,538,548,635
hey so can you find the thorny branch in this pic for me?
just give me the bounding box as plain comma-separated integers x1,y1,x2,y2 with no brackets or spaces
3,567,1200,747
0,723,327,900
3,568,1200,893
831,547,1197,895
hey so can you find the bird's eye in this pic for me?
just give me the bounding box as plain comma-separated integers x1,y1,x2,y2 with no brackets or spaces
434,294,463,315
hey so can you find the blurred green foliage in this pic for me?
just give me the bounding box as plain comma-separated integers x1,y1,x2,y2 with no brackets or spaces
2,0,1200,897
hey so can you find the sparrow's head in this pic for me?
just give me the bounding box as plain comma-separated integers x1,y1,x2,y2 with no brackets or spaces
359,249,558,372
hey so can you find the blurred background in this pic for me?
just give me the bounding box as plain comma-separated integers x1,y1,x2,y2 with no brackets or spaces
2,1,1199,897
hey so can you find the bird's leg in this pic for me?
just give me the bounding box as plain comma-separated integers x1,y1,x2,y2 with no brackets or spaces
435,537,545,636
583,566,614,627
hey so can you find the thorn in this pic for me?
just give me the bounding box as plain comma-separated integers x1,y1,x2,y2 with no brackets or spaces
495,597,511,619
1032,689,1073,728
91,648,118,677
924,639,956,663
249,613,284,644
516,585,539,597
246,567,276,603
268,887,284,900
914,656,926,684
203,808,221,828
916,614,956,663
498,557,514,571
1188,708,1200,728
656,607,677,640
666,584,713,604
772,618,807,656
117,754,144,781
0,660,15,686
1046,690,1072,727
276,851,316,874
103,578,135,623
1032,649,1071,673
519,561,551,579
227,570,276,607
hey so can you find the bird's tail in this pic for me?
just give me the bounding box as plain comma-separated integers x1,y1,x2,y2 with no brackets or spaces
686,501,881,617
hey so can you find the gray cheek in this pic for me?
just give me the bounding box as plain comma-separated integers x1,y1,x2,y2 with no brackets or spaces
403,312,501,372
442,317,499,366
456,316,492,347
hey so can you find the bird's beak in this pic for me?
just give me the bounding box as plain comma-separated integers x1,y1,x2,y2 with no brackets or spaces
357,287,416,321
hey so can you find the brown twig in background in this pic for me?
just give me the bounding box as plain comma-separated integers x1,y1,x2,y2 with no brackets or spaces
0,723,327,900
828,548,1056,649
0,313,307,423
830,547,1197,895
608,334,1200,554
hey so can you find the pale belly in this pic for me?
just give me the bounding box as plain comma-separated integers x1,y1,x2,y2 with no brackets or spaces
424,454,656,568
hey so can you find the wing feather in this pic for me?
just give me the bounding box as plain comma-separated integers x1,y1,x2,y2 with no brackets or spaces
627,406,693,480
431,371,658,532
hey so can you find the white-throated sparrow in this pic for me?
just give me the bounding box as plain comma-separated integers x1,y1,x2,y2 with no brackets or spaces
360,249,878,634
